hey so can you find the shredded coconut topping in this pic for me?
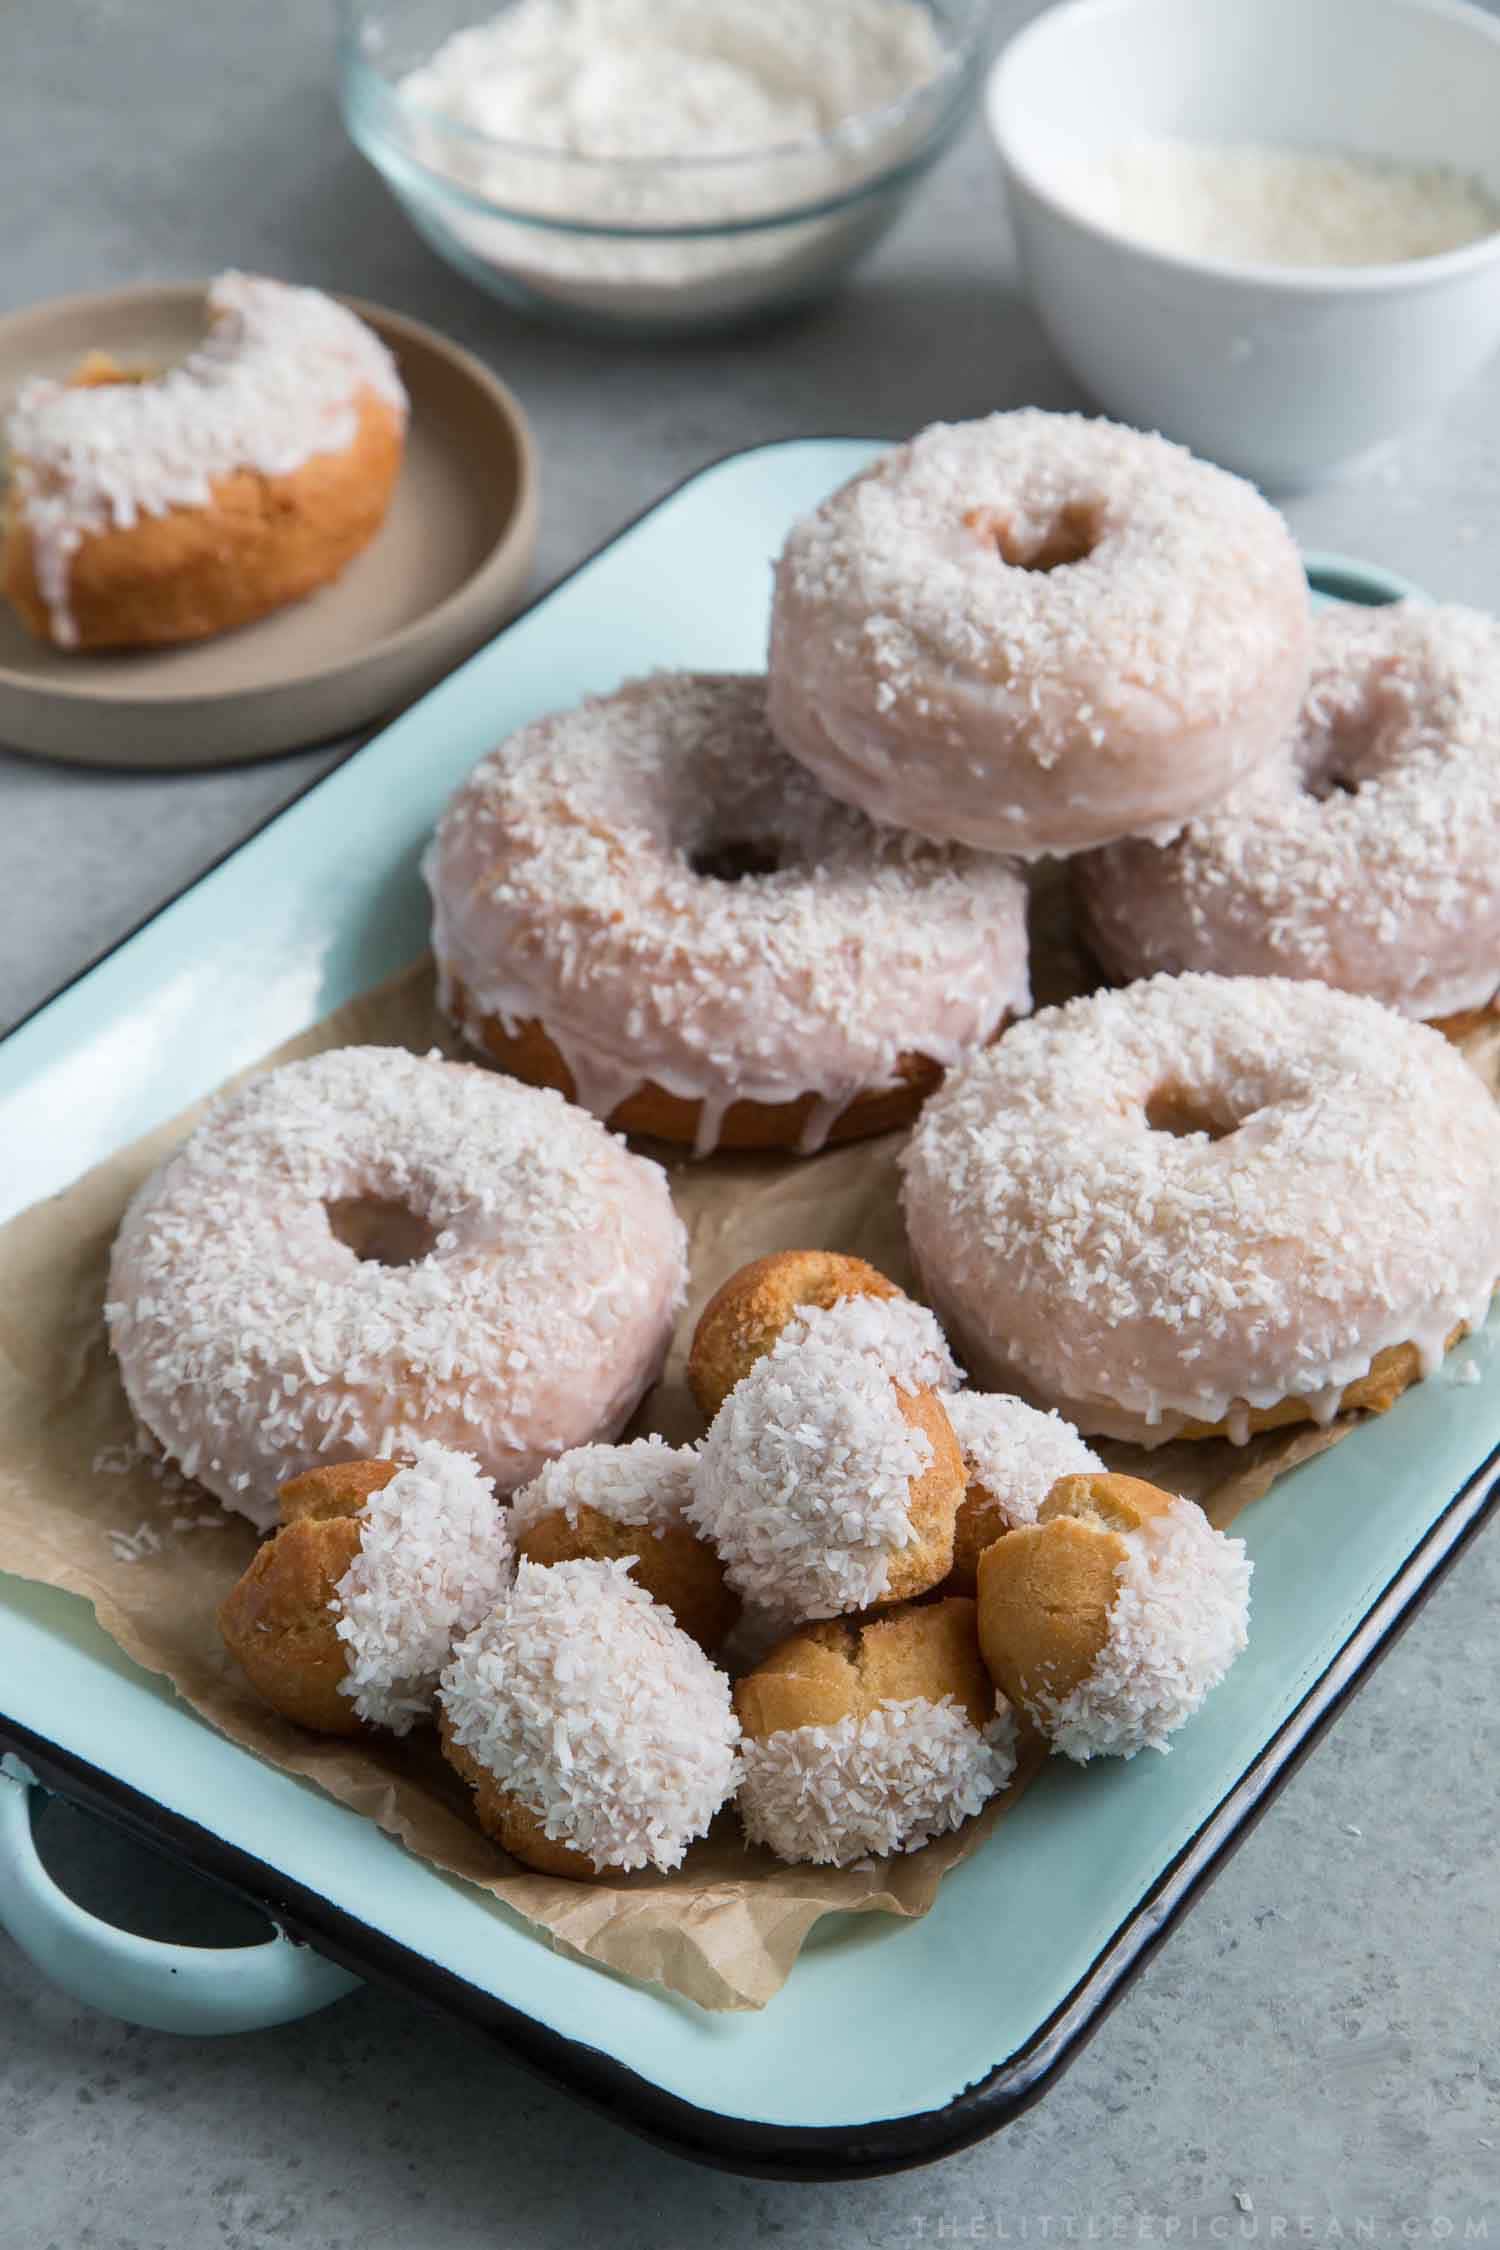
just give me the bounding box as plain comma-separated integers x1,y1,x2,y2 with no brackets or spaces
780,1290,962,1394
945,1392,1102,1530
738,1697,1017,1865
1081,603,1500,1020
1039,1499,1252,1761
106,1045,687,1530
688,1332,934,1616
439,1557,741,1872
426,671,1031,1156
331,1440,513,1734
767,410,1309,856
902,973,1500,1443
507,1434,697,1539
5,272,407,646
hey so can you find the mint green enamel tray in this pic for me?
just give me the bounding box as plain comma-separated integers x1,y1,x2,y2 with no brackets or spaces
0,441,1492,2179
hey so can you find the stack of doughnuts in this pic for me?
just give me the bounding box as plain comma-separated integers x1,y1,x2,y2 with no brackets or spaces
425,407,1498,1160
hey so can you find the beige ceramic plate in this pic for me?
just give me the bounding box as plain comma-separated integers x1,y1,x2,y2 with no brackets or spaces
0,283,539,768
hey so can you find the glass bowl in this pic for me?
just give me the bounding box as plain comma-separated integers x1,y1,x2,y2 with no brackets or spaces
338,0,991,336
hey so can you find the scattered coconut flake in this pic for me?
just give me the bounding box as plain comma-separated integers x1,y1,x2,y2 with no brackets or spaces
738,1696,1017,1866
1038,1498,1252,1760
688,1332,934,1616
439,1557,740,1872
330,1440,513,1734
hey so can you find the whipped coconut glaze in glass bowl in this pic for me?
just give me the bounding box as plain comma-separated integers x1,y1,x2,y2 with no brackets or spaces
340,0,990,335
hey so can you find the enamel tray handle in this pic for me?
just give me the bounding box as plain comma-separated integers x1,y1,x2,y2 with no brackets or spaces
0,1759,361,2035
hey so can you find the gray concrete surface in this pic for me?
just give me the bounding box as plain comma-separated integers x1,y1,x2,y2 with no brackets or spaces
1,1,1497,2239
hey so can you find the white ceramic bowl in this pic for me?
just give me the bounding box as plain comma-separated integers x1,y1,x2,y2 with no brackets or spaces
986,0,1500,488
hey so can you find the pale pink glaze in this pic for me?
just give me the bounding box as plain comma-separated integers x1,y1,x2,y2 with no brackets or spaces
901,975,1500,1446
1079,602,1500,1021
424,672,1032,1156
106,1046,687,1530
767,411,1310,858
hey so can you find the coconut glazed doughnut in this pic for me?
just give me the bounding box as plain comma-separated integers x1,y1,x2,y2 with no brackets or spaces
767,410,1310,858
107,1046,686,1529
902,974,1500,1446
424,672,1031,1155
1077,602,1500,1025
2,272,406,649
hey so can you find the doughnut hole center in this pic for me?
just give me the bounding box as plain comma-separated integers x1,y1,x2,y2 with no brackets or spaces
1144,1084,1240,1142
325,1197,437,1268
688,836,785,883
965,500,1100,573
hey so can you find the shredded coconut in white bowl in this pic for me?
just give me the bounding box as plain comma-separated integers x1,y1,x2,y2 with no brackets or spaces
507,1434,697,1540
330,1440,512,1734
779,1290,963,1395
945,1392,1102,1531
739,1697,1017,1866
1042,1499,1252,1762
688,1333,935,1617
439,1557,740,1873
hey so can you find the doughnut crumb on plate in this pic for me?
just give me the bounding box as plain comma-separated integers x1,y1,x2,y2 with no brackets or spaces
976,1473,1252,1761
438,1557,741,1878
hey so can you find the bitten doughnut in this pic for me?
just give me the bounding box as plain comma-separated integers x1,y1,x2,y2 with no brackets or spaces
944,1393,1103,1596
767,410,1310,857
438,1557,741,1878
735,1599,1017,1867
218,1444,512,1736
508,1437,737,1653
687,1250,956,1420
976,1473,1251,1761
424,671,1032,1155
107,1045,686,1529
3,273,406,649
1077,602,1500,1025
688,1326,964,1617
902,974,1500,1445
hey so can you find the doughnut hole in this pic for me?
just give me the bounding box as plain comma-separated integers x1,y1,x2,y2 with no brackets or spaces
1142,1081,1242,1142
964,498,1101,573
879,1387,966,1606
324,1196,437,1268
514,1501,738,1655
687,1249,904,1422
217,1516,364,1735
687,835,785,883
975,1514,1125,1719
